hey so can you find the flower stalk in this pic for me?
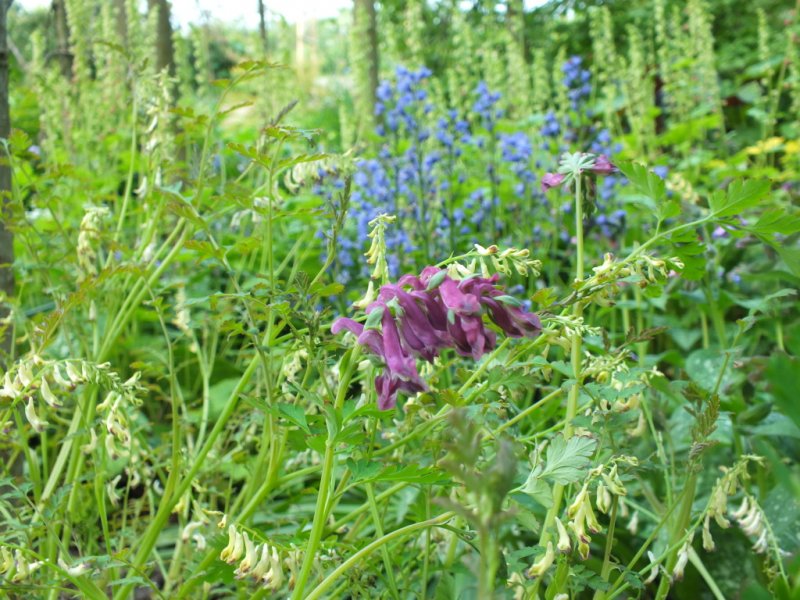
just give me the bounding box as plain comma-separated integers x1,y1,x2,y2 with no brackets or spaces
291,346,361,600
538,163,586,553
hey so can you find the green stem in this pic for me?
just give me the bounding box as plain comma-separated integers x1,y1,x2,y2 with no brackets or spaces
113,350,263,600
538,173,585,549
594,497,619,600
477,525,498,599
304,512,456,600
687,548,726,600
491,387,562,436
654,472,697,600
111,91,138,250
329,481,408,532
366,482,401,599
291,348,360,600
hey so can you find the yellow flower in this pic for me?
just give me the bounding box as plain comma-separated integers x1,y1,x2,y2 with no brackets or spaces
745,136,784,155
526,542,555,578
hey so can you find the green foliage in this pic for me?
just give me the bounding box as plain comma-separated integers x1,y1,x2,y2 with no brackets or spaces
0,1,798,599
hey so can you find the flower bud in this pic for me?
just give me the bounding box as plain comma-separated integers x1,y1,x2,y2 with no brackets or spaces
220,525,244,564
596,483,612,514
526,542,555,578
40,378,61,408
65,362,83,384
25,398,47,432
702,515,715,551
251,544,272,581
51,366,71,389
626,511,639,535
234,532,257,578
81,429,98,454
58,556,90,577
730,497,749,520
18,362,34,387
672,547,689,581
644,551,659,584
555,517,571,553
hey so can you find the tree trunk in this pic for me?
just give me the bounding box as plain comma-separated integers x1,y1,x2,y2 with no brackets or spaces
257,0,268,57
0,0,15,364
507,0,525,51
52,0,72,79
114,0,128,47
149,0,175,75
353,0,379,139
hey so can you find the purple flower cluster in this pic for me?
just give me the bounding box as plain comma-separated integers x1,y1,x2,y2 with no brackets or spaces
311,66,588,285
500,132,536,196
541,154,618,193
562,56,592,111
541,111,561,138
376,66,433,136
473,81,504,132
332,267,541,410
588,128,624,202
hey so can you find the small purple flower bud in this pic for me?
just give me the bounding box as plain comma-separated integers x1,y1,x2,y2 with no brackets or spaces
541,172,566,192
591,155,617,175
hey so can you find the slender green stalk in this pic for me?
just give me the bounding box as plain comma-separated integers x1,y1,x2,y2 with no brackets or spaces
366,482,401,599
111,91,138,249
492,387,562,436
113,349,264,600
291,347,360,600
538,172,585,550
594,497,619,600
687,548,726,600
304,512,456,600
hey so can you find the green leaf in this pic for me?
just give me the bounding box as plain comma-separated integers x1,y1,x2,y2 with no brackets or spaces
744,413,800,439
617,161,666,205
765,354,800,430
733,288,796,313
276,153,328,173
685,348,743,394
776,245,800,278
518,476,553,508
364,306,384,330
494,295,523,307
540,435,597,484
749,209,800,236
735,81,762,104
310,281,344,297
277,403,310,434
206,378,241,421
376,464,448,484
709,179,771,218
532,287,557,307
762,486,800,553
426,269,447,290
345,458,383,482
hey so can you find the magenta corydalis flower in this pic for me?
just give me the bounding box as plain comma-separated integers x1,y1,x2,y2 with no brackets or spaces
332,267,541,410
541,172,566,192
541,153,617,193
591,154,617,175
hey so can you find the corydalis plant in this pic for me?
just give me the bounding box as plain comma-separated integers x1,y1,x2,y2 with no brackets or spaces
332,266,541,409
541,152,617,193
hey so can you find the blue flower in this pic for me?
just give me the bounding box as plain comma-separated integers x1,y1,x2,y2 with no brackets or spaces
561,56,592,110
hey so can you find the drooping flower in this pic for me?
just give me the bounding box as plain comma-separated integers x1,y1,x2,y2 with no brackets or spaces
526,542,555,578
541,172,566,192
332,266,541,409
555,517,571,553
591,154,617,176
541,153,617,194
